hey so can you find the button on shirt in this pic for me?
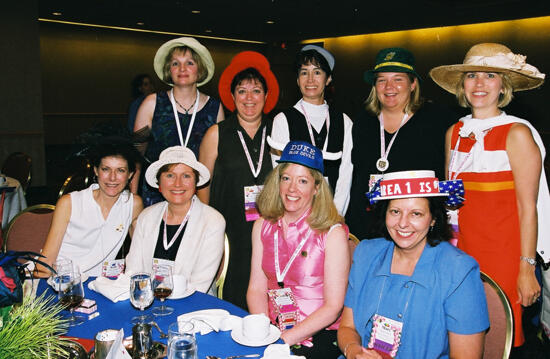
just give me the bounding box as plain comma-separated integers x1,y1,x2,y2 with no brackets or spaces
344,238,489,358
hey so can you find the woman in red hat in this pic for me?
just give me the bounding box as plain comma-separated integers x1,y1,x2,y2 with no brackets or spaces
198,51,279,309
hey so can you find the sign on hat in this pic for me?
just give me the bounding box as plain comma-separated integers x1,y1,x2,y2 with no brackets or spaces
276,141,324,174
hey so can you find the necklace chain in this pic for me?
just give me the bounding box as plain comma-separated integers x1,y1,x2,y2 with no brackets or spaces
174,95,197,114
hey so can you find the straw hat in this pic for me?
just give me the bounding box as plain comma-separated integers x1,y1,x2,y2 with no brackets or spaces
430,43,545,94
218,51,279,114
153,37,215,87
145,146,210,188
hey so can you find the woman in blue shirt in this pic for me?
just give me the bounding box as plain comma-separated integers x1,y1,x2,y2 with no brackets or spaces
338,170,489,359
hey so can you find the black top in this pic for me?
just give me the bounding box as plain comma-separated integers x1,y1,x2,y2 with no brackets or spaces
345,101,458,239
283,107,344,190
209,114,273,309
153,221,188,260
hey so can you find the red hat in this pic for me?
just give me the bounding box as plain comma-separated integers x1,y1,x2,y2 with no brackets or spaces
218,51,279,114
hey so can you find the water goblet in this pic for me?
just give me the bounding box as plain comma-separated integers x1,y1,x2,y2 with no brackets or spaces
57,271,85,326
152,265,174,316
168,322,197,359
130,272,154,324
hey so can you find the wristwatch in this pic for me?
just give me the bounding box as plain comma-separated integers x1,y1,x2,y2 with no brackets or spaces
520,256,537,266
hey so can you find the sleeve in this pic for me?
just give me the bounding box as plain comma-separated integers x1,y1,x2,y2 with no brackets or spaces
186,210,226,294
444,256,490,334
270,111,290,167
333,113,353,215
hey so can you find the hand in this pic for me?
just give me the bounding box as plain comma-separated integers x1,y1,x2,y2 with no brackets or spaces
347,344,382,359
517,264,541,307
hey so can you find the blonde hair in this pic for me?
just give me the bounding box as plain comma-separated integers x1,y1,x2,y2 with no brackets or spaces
163,46,207,85
257,163,343,232
365,73,423,115
455,72,514,108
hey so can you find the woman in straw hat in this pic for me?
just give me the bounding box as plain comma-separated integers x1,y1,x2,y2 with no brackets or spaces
132,37,224,207
126,146,225,297
269,45,353,216
198,51,279,309
247,141,350,358
338,170,488,359
430,42,549,349
346,47,457,240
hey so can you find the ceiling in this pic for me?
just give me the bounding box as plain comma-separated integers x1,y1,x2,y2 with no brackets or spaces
39,0,550,42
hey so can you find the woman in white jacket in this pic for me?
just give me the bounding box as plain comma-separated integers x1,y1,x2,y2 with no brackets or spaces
125,146,225,296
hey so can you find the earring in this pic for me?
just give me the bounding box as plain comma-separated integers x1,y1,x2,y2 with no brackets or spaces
429,226,434,233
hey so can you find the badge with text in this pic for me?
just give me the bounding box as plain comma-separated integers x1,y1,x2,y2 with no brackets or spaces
152,258,175,272
369,174,384,191
101,259,125,278
244,185,263,222
268,287,299,331
367,314,403,359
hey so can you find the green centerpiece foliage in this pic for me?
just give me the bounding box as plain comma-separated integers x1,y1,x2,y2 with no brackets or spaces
0,292,69,359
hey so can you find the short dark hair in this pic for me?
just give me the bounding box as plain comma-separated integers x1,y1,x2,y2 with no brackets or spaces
230,67,267,94
156,163,199,185
90,138,140,173
294,49,332,77
370,196,452,247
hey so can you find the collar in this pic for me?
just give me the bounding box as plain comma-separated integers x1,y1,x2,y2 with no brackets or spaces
373,240,437,289
277,207,312,229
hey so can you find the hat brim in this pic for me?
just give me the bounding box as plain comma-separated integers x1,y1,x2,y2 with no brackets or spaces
276,159,323,174
145,158,210,188
218,51,279,114
364,67,422,84
429,64,545,94
153,37,215,87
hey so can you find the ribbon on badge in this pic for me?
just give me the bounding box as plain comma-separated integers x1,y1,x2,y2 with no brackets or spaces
438,179,465,206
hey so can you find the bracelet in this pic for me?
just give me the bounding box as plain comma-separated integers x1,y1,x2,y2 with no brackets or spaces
520,256,537,266
344,342,360,358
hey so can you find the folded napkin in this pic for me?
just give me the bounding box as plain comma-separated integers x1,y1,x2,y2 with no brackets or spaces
88,273,130,302
262,344,306,359
105,329,131,359
177,309,241,335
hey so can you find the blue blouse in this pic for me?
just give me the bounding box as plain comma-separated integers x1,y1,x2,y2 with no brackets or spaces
344,238,489,358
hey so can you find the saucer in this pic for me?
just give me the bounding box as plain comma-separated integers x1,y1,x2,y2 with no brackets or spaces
231,323,280,347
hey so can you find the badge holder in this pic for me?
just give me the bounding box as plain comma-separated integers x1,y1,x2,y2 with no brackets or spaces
267,287,299,331
244,185,263,222
101,259,125,278
367,314,403,359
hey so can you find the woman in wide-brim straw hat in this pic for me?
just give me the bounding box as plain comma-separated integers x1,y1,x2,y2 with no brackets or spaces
346,47,457,240
132,37,224,207
198,51,279,309
430,42,549,349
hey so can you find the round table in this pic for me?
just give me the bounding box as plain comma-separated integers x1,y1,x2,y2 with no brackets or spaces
37,279,277,358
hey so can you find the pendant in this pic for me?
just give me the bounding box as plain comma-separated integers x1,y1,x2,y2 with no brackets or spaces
376,158,389,172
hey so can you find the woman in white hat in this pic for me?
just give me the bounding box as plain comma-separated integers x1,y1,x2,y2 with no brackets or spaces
430,43,548,349
125,146,225,296
346,47,457,241
247,141,350,358
132,37,224,207
269,45,353,216
338,170,488,359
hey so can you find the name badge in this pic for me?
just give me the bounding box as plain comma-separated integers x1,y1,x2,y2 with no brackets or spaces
367,314,403,358
369,174,384,191
152,258,175,271
267,287,299,331
101,259,125,278
244,185,263,222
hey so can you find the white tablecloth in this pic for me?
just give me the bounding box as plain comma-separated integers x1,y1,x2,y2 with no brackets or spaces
1,176,27,230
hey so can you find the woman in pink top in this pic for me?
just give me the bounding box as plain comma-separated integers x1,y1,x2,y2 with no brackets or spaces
247,141,350,358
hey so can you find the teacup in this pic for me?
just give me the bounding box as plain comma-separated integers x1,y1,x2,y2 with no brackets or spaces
242,314,270,341
94,329,118,359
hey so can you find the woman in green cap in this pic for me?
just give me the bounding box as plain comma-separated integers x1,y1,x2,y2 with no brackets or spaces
346,47,457,240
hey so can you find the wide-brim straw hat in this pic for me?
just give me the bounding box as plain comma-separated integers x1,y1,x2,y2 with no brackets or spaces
145,146,210,188
430,43,545,94
153,37,215,87
218,51,279,114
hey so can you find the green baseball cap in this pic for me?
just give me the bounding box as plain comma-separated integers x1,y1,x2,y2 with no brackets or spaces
364,47,421,84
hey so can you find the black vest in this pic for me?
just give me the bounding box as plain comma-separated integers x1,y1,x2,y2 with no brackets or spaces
283,107,344,190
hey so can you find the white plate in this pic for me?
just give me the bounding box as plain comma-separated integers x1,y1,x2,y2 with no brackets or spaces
231,323,280,347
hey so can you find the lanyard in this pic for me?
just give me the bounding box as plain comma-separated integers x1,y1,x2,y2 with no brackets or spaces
379,113,408,163
299,100,330,153
169,88,200,147
374,276,415,321
237,125,266,179
274,218,312,287
448,137,474,181
162,196,196,251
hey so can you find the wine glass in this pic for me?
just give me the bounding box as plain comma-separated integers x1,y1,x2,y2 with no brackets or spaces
53,257,73,275
152,265,174,316
57,271,85,326
130,272,154,324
